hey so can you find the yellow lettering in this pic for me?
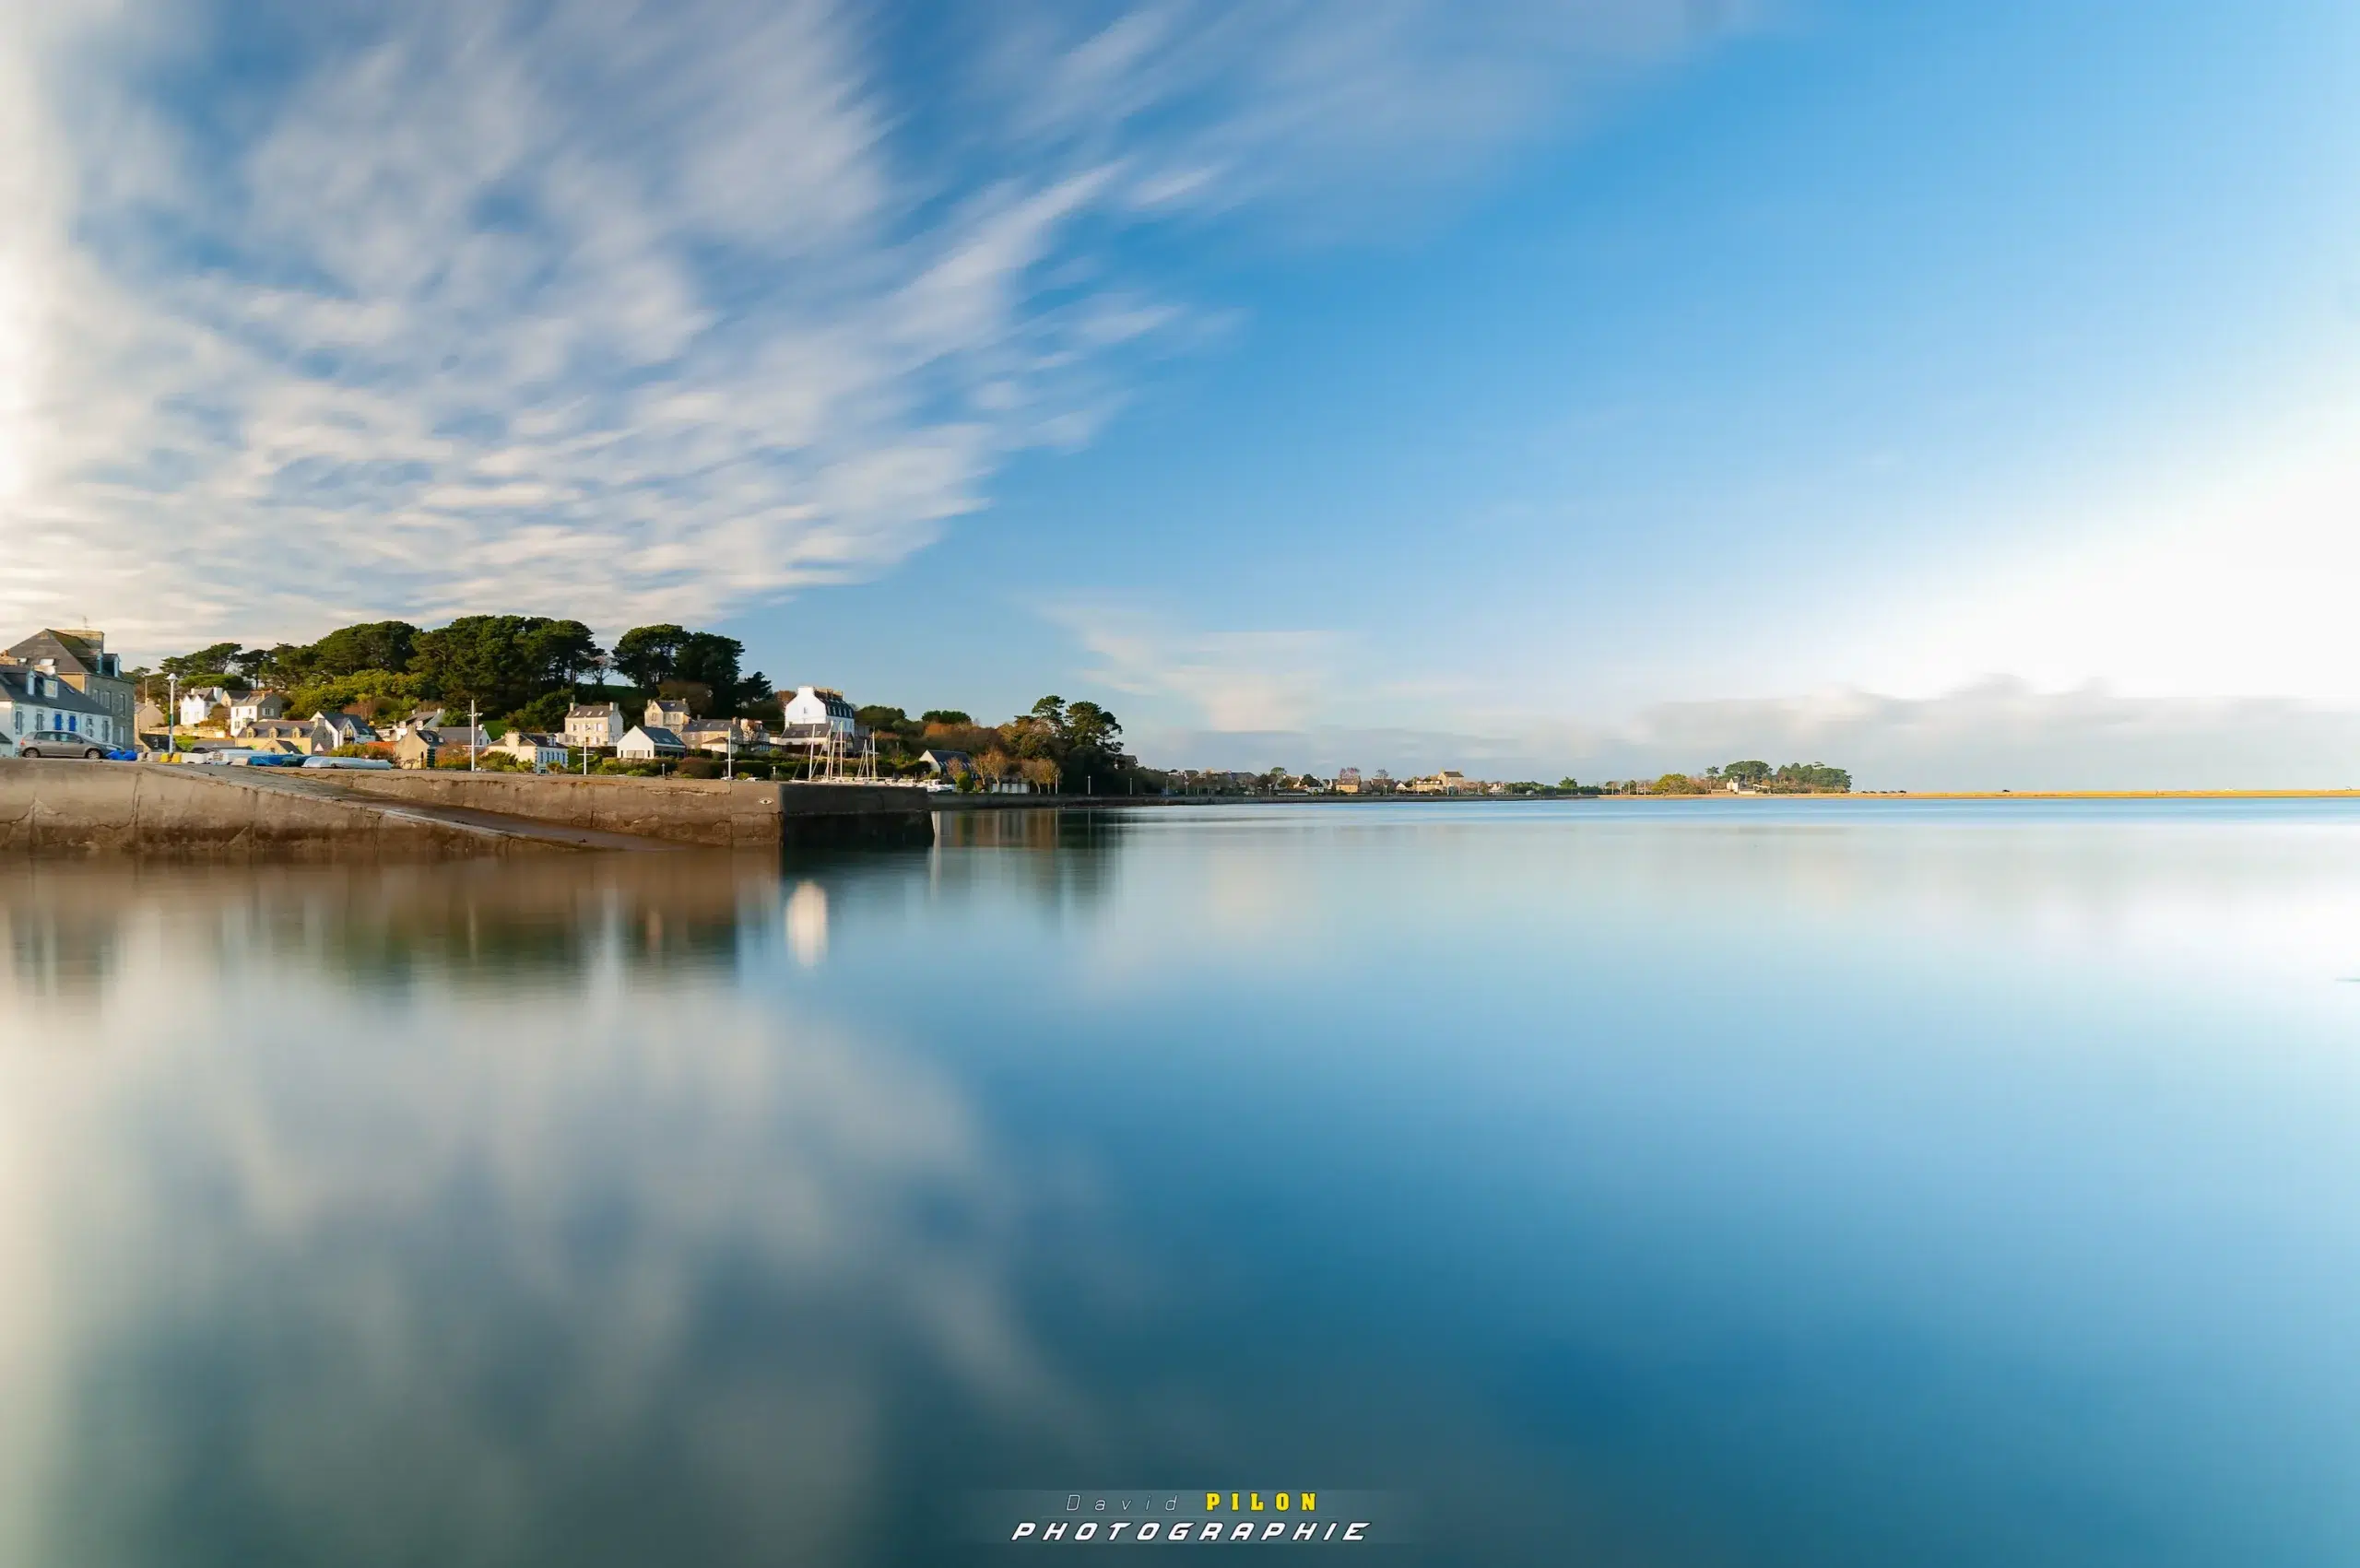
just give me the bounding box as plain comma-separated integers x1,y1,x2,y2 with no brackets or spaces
1250,1493,1264,1512
1303,1493,1316,1513
1230,1493,1239,1512
1277,1494,1291,1512
1206,1494,1221,1513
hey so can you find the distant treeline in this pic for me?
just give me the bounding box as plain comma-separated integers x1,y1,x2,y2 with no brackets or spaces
148,618,771,735
855,696,1150,794
1623,760,1852,795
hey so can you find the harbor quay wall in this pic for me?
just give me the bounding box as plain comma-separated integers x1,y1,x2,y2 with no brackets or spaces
0,764,969,857
323,773,939,848
0,760,575,860
0,763,1099,858
328,771,790,847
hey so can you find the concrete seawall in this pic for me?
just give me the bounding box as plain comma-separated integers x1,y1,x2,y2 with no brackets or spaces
323,773,938,848
0,760,595,859
0,763,961,858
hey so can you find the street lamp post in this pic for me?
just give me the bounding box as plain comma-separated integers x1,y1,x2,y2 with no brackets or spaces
166,674,177,759
469,699,479,772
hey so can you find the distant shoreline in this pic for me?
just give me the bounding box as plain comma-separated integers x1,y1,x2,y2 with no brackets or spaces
1792,790,2360,801
1139,789,2360,803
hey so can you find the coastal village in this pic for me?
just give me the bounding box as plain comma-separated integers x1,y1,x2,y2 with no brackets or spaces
0,621,1849,797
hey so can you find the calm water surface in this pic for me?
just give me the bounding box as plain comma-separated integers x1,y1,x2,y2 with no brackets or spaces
3,800,2357,1566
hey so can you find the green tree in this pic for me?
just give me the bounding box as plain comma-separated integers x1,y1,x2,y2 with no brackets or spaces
284,668,426,720
521,620,603,688
160,643,244,682
675,631,749,707
1022,697,1134,791
1722,759,1773,784
411,616,602,713
1772,761,1851,793
514,690,575,734
921,710,971,726
618,627,766,714
302,620,420,679
230,644,294,683
1062,700,1121,753
1007,708,1060,760
612,625,689,689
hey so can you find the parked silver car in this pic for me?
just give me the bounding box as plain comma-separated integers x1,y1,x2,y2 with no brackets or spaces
16,729,108,760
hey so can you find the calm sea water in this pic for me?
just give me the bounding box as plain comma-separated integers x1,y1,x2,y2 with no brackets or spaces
3,799,2357,1566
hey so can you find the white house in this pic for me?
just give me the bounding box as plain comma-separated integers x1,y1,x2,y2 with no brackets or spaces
564,701,626,749
490,730,570,771
380,706,448,745
779,686,859,745
229,690,287,734
178,686,230,727
616,725,687,760
644,697,691,733
310,711,380,753
0,666,121,749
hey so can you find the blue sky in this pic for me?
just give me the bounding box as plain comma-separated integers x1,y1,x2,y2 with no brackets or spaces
5,1,2357,784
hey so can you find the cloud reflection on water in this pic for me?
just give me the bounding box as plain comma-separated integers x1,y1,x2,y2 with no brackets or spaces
4,806,2360,1566
0,855,1072,1567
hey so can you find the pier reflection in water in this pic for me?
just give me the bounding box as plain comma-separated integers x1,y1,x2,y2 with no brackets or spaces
3,801,2359,1567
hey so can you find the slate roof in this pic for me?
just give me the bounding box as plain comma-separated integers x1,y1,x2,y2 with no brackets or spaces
0,666,112,717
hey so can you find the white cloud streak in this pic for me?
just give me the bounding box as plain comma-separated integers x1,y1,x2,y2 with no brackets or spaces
1056,602,1350,734
0,0,1738,657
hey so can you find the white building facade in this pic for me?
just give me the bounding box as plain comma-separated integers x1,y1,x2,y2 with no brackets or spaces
311,712,381,753
229,690,287,734
564,702,626,749
778,686,859,745
178,687,230,727
0,666,122,750
616,725,687,760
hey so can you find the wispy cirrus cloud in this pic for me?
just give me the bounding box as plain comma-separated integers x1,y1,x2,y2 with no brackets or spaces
0,0,1745,656
1051,601,1351,732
